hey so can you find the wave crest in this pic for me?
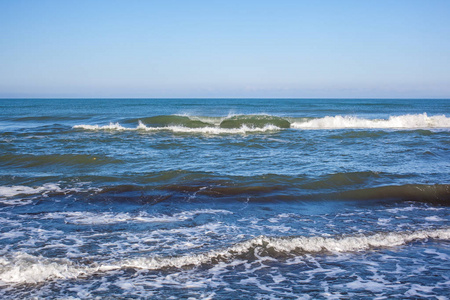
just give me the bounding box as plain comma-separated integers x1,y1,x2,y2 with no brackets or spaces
1,228,449,284
219,115,291,129
73,113,450,134
291,113,450,129
74,122,281,134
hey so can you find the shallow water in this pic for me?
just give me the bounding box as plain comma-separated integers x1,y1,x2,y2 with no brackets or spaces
0,98,449,298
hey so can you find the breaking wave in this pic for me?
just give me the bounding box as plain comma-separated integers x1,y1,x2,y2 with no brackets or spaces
0,183,102,205
0,183,64,198
1,228,449,284
74,121,281,134
290,113,450,129
73,113,450,134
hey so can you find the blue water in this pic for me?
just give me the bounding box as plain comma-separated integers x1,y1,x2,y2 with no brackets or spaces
0,99,449,299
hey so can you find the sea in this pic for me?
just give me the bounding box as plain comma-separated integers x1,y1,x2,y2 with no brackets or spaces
0,98,449,299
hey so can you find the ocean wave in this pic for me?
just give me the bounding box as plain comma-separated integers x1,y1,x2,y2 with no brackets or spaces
51,178,449,204
0,183,63,198
0,183,102,205
291,113,450,129
330,184,450,203
126,115,214,128
219,115,291,129
125,114,290,129
73,113,450,134
74,121,281,134
1,228,448,284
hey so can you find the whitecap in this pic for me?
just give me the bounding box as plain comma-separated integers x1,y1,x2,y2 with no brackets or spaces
2,227,449,284
0,183,62,198
74,121,281,134
291,113,450,129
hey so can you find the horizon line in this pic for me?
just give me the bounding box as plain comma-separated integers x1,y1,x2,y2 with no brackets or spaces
1,97,450,100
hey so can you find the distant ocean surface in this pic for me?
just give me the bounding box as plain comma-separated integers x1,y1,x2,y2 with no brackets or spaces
0,98,449,299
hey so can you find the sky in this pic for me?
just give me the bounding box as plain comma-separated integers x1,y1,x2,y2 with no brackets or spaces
1,0,449,98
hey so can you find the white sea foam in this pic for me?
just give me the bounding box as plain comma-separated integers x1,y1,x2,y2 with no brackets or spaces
42,209,233,225
42,211,180,225
0,184,102,207
0,252,114,284
1,228,448,284
178,209,233,217
73,122,126,130
424,216,446,222
0,183,62,198
291,113,450,129
0,183,101,206
74,121,281,134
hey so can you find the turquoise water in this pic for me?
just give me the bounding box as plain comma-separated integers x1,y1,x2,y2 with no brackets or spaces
0,99,449,298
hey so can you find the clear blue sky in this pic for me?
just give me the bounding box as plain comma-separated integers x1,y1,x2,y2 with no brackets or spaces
1,0,449,98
